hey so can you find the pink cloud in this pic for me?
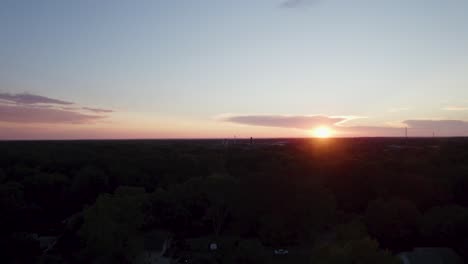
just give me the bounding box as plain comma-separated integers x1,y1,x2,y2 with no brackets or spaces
0,92,72,105
0,93,113,125
0,104,105,124
82,107,114,113
222,114,347,129
337,126,405,137
222,114,468,137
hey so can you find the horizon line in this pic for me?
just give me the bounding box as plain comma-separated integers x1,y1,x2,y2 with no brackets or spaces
1,136,467,142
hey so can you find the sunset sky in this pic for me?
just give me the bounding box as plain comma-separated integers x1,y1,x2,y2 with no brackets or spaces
2,0,468,139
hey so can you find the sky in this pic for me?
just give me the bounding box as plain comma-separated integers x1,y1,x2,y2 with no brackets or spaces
1,0,468,139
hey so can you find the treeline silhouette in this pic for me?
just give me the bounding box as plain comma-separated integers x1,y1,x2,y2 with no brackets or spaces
1,138,468,263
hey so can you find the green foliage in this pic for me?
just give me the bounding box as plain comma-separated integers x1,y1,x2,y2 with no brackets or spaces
221,239,271,264
420,205,468,243
0,182,25,232
257,178,336,246
187,237,271,264
202,174,238,236
38,254,65,264
78,186,147,263
23,172,69,207
371,173,450,209
453,175,468,206
333,219,369,242
2,139,468,262
145,188,191,232
0,232,41,263
365,198,421,248
0,168,6,183
0,181,24,212
71,166,109,206
313,237,400,264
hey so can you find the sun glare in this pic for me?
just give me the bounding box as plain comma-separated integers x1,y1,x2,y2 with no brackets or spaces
312,126,333,138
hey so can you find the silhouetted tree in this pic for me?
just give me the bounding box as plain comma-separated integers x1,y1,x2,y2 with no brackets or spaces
420,205,468,245
365,198,421,250
70,166,109,207
313,237,400,264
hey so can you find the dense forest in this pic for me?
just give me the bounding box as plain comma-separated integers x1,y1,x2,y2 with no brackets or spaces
1,138,468,263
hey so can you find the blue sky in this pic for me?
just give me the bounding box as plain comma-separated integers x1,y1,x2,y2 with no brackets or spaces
1,0,468,138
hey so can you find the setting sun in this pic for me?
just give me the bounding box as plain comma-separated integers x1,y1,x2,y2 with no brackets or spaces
312,126,333,138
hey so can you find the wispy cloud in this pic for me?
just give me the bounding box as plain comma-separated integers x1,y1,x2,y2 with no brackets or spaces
219,113,468,136
280,0,317,8
343,120,468,136
338,126,404,137
442,106,468,111
0,104,105,124
82,107,114,113
0,93,113,124
220,114,357,129
403,119,468,130
388,107,410,113
340,120,468,137
0,92,72,105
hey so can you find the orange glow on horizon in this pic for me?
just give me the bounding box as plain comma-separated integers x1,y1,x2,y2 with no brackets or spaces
311,126,333,138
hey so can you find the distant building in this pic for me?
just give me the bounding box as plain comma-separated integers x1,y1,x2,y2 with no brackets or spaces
397,247,463,264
